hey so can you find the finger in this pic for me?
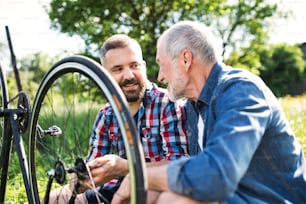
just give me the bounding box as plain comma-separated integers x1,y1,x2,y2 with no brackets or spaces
87,158,107,169
77,179,93,193
90,165,107,179
91,156,117,169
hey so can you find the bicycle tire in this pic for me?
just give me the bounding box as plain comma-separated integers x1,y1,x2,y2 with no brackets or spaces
0,65,9,165
28,55,147,204
0,65,10,202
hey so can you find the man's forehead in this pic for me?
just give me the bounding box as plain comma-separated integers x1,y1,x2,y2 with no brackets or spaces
156,49,162,64
106,48,142,65
156,44,168,59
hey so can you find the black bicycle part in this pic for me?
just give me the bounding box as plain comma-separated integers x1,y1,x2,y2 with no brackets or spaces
6,91,32,134
28,55,147,204
0,65,10,203
67,158,88,204
5,25,22,92
44,160,66,204
0,27,32,203
10,113,34,203
0,75,33,203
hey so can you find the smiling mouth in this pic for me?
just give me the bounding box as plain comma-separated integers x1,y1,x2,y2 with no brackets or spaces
122,83,138,90
125,83,137,87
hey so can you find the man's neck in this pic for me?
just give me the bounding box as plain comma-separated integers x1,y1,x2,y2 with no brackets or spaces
128,100,142,116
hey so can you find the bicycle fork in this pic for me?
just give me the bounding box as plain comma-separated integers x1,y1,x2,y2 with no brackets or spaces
10,113,34,204
0,117,12,204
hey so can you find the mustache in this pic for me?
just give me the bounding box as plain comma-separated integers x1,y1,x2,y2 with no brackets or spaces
119,79,139,87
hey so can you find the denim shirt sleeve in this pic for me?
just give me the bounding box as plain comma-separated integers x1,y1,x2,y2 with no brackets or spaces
167,77,272,201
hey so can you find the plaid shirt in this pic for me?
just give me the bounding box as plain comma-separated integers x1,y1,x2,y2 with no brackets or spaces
87,81,188,190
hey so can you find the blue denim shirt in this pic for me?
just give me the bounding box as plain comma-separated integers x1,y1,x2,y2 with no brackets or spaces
167,63,306,203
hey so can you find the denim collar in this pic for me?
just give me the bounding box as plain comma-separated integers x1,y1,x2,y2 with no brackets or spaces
197,62,222,106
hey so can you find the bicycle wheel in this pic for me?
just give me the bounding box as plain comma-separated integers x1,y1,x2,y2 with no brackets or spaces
29,55,146,204
0,65,9,157
0,65,10,202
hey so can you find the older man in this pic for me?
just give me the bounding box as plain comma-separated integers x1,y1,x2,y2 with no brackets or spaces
112,21,306,204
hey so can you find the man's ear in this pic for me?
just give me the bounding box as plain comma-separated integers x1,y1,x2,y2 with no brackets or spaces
184,53,188,64
182,49,192,70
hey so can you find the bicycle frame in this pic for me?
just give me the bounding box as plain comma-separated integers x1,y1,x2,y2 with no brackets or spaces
0,105,34,203
0,26,36,203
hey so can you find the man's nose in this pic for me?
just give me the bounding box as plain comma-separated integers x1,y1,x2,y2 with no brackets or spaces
123,68,135,79
157,70,164,83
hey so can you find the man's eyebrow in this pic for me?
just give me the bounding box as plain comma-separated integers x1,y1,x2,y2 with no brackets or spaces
129,61,140,65
110,65,122,70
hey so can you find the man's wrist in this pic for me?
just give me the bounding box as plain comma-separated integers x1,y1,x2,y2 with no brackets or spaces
117,158,129,176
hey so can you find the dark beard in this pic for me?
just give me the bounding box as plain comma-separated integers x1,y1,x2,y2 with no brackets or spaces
119,79,145,102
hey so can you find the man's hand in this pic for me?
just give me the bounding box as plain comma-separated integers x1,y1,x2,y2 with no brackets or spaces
71,154,129,194
112,175,162,204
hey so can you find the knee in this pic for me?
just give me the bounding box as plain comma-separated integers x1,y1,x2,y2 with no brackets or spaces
156,191,219,204
146,191,161,204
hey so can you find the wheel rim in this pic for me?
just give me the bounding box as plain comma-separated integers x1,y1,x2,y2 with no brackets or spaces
29,56,147,204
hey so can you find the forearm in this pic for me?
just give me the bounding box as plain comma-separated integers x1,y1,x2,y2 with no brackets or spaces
147,161,171,192
114,158,129,176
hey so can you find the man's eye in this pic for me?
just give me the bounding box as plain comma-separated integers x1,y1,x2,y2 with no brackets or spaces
112,67,122,72
131,63,141,69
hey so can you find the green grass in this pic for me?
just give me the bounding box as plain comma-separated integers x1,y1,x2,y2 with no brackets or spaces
279,93,306,153
2,94,306,203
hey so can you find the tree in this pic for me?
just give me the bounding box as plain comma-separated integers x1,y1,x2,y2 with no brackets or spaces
225,39,266,75
6,52,59,99
47,0,285,82
259,43,306,97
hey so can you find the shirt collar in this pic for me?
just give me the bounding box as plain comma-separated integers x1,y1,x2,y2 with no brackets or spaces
142,81,157,106
197,62,222,106
135,81,157,120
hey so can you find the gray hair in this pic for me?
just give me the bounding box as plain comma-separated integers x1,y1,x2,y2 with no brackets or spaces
159,21,218,64
100,34,143,65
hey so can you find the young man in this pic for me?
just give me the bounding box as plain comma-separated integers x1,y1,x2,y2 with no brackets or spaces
112,21,306,204
48,34,188,203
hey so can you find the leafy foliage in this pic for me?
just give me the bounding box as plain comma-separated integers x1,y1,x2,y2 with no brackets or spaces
6,52,59,100
259,43,306,96
47,0,284,82
226,42,306,96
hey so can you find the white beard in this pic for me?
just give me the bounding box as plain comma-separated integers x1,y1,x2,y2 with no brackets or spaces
168,84,183,101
